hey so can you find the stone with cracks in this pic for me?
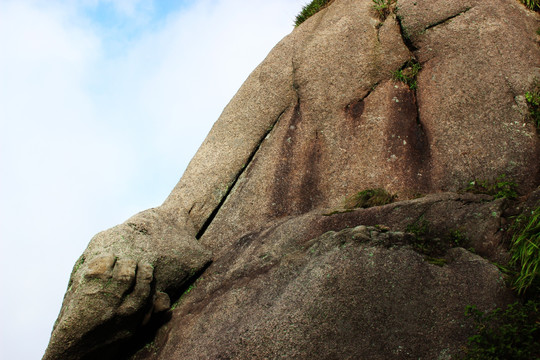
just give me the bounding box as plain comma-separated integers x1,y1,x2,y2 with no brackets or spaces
129,197,515,359
43,0,540,359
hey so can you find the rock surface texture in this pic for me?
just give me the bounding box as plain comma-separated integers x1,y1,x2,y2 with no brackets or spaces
44,0,540,359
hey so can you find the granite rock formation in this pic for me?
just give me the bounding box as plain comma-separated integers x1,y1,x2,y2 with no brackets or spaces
44,0,540,359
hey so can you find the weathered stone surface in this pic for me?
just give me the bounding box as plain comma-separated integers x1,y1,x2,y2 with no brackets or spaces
163,0,412,231
43,208,212,360
130,205,513,359
44,0,540,359
398,0,540,192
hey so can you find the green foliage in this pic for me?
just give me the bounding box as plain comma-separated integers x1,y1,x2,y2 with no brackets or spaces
509,205,540,295
343,188,396,209
465,174,518,200
372,0,395,20
525,81,540,129
392,60,422,90
462,301,540,359
294,0,332,27
520,0,540,11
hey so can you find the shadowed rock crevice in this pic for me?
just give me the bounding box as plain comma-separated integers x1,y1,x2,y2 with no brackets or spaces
270,100,314,217
423,6,472,31
196,105,290,239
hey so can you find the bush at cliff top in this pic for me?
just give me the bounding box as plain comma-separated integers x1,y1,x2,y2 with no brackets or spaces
294,0,332,26
521,0,540,11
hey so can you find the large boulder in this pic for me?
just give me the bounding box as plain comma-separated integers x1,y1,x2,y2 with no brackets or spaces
44,0,540,359
130,195,515,359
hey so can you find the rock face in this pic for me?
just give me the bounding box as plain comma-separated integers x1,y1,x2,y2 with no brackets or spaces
44,0,540,359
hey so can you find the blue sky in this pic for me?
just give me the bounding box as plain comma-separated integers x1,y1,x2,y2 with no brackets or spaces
0,0,305,358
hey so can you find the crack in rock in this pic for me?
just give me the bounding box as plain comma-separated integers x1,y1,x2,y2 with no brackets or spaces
196,106,289,239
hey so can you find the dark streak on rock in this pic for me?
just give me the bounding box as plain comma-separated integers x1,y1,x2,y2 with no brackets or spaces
271,100,303,218
345,98,365,120
384,87,431,193
298,130,323,213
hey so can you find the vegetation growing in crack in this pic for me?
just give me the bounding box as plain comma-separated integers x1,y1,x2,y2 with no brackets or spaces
405,217,469,266
372,0,396,20
525,80,540,130
464,174,518,200
294,0,333,27
462,300,540,359
392,59,421,90
343,188,396,210
171,283,196,310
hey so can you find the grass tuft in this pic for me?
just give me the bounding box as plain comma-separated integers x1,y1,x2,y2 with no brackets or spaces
392,59,421,90
372,0,396,20
509,205,540,295
294,0,332,27
525,80,540,129
343,188,396,209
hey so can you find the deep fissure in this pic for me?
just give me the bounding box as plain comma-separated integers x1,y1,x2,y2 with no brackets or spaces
424,7,472,31
195,107,289,240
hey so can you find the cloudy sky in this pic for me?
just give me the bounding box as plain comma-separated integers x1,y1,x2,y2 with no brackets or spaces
0,0,306,358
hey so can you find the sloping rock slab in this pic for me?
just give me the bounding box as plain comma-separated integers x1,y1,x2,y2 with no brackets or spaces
130,193,513,360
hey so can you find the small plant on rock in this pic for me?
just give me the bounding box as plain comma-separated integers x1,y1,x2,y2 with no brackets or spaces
343,188,396,209
372,0,396,20
392,59,422,90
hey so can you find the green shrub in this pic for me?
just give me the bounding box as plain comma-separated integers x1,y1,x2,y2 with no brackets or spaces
462,301,540,359
509,205,540,295
343,188,396,209
465,174,518,200
294,0,332,27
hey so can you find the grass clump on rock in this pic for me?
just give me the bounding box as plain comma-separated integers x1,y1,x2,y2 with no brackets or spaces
343,188,396,209
294,0,333,27
392,59,422,90
525,80,540,129
372,0,396,20
509,204,540,295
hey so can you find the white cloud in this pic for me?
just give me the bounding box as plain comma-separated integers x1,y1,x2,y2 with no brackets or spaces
0,0,305,358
